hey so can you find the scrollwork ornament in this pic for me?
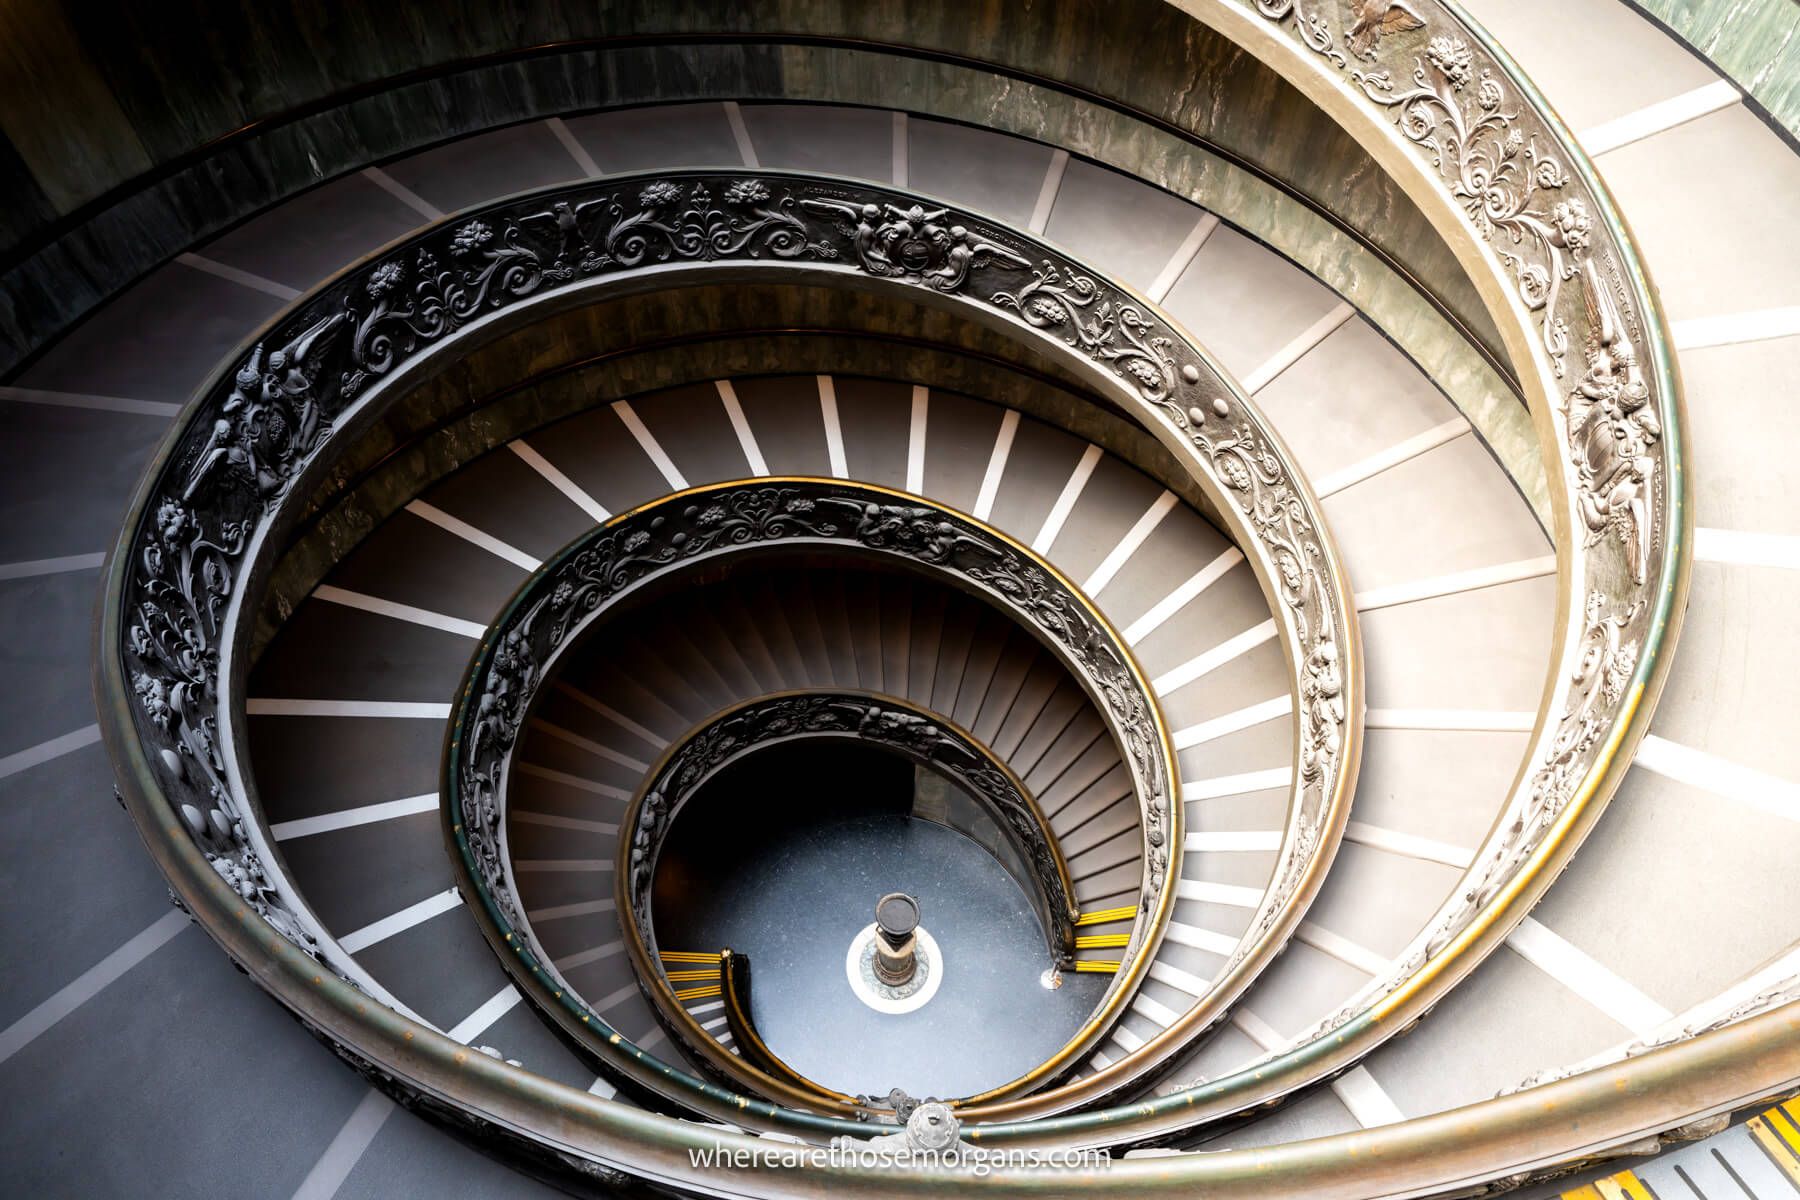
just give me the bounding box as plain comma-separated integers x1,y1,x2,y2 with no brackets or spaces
1255,0,1349,67
452,484,1176,937
116,171,1352,1060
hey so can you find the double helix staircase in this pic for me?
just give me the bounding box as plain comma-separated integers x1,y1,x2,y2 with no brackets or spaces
1,1,1797,1196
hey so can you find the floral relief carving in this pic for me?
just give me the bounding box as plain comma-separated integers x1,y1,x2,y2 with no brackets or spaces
1240,0,1675,1064
119,172,1353,1061
453,484,1175,941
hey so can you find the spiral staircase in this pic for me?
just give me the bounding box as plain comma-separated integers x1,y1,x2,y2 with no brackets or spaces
2,1,1798,1196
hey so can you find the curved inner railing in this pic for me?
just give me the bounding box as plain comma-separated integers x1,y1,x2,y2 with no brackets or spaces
623,688,1082,1017
445,479,1170,1111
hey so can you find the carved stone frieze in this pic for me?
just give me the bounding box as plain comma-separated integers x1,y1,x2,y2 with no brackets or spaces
449,484,1172,941
113,169,1354,1118
1227,0,1679,1075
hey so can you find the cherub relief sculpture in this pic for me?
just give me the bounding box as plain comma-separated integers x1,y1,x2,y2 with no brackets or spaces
1567,261,1660,585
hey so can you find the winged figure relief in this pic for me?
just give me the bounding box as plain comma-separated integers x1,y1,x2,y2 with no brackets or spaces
1347,0,1425,59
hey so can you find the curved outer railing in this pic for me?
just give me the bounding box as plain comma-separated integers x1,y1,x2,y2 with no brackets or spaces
445,482,1170,1112
97,163,1359,1149
939,0,1704,1143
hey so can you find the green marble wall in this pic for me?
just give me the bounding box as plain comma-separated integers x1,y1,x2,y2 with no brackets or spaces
1627,0,1800,144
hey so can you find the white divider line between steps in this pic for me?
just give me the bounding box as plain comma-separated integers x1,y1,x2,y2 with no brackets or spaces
1147,212,1221,303
1312,417,1470,498
1176,879,1264,907
1123,547,1244,645
1332,1066,1408,1128
175,252,301,301
509,439,611,523
1634,734,1800,823
1131,992,1183,1028
446,985,525,1044
1507,916,1674,1038
1355,555,1556,612
0,724,102,780
515,762,633,802
0,384,181,418
530,717,651,773
1296,922,1390,977
817,375,848,478
1240,302,1356,394
0,909,188,1068
291,1088,398,1200
1083,490,1178,596
312,584,487,639
1182,766,1292,803
1364,708,1533,732
1163,921,1239,957
528,898,615,922
404,501,540,571
1578,79,1741,158
296,983,524,1198
906,385,929,495
1184,830,1281,853
545,117,603,179
512,809,619,835
1151,618,1276,697
612,399,688,490
0,552,105,580
271,793,440,841
1344,821,1475,869
723,102,760,168
1028,149,1070,234
1694,526,1800,570
1170,696,1292,751
1232,1008,1406,1127
891,111,908,187
1148,959,1212,998
972,409,1020,521
361,166,445,221
714,379,769,476
1031,443,1102,554
245,699,453,718
338,888,462,954
555,941,626,971
553,682,666,750
1230,1008,1285,1052
1672,306,1800,351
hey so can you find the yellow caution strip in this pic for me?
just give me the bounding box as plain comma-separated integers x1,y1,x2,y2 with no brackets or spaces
660,950,723,963
1073,960,1120,974
675,984,722,1001
1560,1171,1652,1199
665,968,722,982
1750,1100,1800,1188
1593,1172,1654,1200
1075,907,1136,927
1563,1092,1800,1198
1075,933,1131,950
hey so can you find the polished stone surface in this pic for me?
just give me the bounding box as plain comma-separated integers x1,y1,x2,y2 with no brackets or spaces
655,743,1106,1099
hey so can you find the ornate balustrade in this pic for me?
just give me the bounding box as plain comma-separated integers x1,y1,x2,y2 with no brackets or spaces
443,483,1167,1113
99,164,1360,1143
